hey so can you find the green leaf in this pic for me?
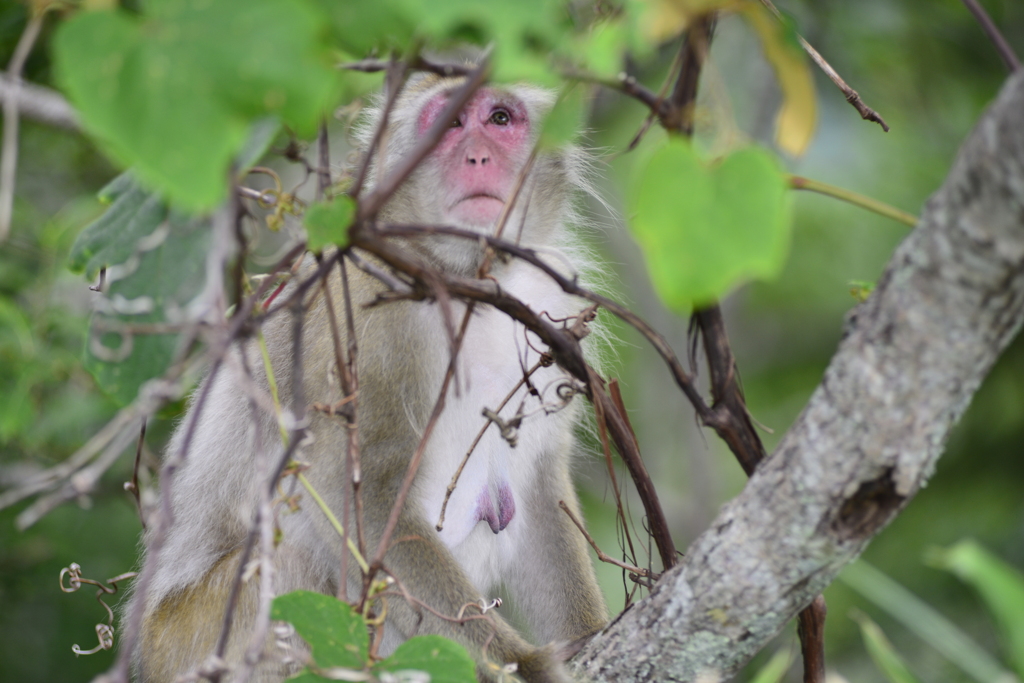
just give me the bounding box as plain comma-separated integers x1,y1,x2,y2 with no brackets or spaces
311,0,418,55
538,85,586,149
271,591,369,671
97,171,139,204
628,139,791,311
416,0,565,51
747,647,794,683
929,540,1024,677
852,611,924,683
68,175,168,279
573,20,627,78
304,197,355,253
53,0,339,211
84,211,211,406
374,635,477,683
323,0,567,85
840,561,1013,683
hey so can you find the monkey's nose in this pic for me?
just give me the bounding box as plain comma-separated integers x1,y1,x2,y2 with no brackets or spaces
466,153,490,166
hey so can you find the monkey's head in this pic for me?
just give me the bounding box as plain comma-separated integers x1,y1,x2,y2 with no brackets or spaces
360,72,583,275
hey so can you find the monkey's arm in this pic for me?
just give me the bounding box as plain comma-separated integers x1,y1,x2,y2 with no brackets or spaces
506,462,608,646
359,476,575,683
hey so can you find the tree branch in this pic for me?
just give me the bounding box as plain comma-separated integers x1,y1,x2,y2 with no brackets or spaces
758,0,890,131
0,73,80,130
573,69,1024,682
960,0,1021,73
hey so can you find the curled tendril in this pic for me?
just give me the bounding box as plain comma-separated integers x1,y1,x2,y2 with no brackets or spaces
482,408,522,447
555,379,583,403
456,596,503,620
59,563,137,657
72,624,114,656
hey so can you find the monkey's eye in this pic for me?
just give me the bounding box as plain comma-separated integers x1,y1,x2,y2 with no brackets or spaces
450,118,463,128
489,109,511,126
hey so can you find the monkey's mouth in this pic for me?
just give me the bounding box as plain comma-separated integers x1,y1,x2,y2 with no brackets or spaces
456,193,504,206
450,194,506,225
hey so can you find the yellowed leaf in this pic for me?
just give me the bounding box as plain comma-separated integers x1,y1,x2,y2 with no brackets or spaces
741,4,817,156
638,0,733,43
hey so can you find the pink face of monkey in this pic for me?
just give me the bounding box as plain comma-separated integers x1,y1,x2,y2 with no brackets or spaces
417,88,533,227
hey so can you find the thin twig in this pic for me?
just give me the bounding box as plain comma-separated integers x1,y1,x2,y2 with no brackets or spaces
113,358,228,683
558,501,653,578
672,12,824,682
490,148,537,244
360,309,474,624
110,199,296,683
338,256,366,558
17,416,140,529
435,358,545,532
0,74,79,129
212,287,312,682
590,371,676,571
590,374,641,571
351,56,408,200
345,249,412,294
317,254,363,596
366,305,474,587
961,0,1021,72
124,420,147,529
758,0,890,131
59,563,137,656
374,223,710,416
0,13,44,242
297,473,368,573
562,63,676,151
317,120,331,199
211,434,306,682
790,175,917,226
665,15,715,135
235,345,274,681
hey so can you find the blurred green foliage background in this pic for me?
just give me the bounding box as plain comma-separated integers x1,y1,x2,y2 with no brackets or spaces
1,1,1023,681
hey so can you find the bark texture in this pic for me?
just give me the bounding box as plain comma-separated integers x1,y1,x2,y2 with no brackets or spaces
573,70,1024,683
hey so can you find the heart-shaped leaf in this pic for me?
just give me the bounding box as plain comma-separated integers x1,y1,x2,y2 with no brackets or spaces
271,591,368,671
304,196,355,253
373,635,477,683
68,173,167,280
628,139,791,311
53,0,339,211
84,210,211,406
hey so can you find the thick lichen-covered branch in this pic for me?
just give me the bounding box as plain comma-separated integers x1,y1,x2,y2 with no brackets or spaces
574,69,1024,683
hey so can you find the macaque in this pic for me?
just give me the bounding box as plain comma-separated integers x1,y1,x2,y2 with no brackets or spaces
132,71,608,683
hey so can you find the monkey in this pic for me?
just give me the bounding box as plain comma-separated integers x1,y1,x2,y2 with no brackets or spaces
130,71,608,683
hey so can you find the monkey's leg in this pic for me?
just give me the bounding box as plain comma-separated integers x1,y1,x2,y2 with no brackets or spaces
138,548,292,683
371,509,572,683
506,464,608,646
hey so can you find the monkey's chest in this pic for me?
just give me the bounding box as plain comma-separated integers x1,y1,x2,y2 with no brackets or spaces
410,292,580,563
